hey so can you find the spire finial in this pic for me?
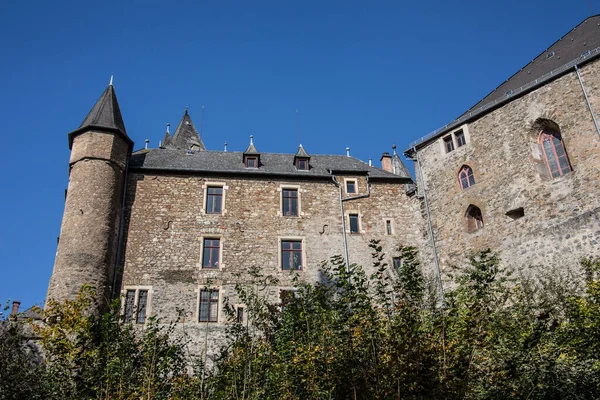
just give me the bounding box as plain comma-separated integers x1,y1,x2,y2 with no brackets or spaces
109,75,113,86
250,135,254,145
392,144,397,155
185,106,189,115
224,141,228,152
166,123,170,134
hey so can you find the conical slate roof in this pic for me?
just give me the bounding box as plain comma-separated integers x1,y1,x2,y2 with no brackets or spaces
244,136,260,155
391,145,411,179
168,109,205,151
69,84,132,149
294,144,310,158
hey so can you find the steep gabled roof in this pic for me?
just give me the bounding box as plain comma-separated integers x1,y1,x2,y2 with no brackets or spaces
167,109,205,151
406,14,600,152
69,84,132,150
294,144,310,158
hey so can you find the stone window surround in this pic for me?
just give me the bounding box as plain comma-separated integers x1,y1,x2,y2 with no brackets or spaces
234,303,247,324
277,184,304,217
199,234,224,270
195,285,222,324
457,164,476,190
465,204,485,233
202,181,229,215
439,124,471,156
277,236,306,271
121,285,153,324
345,211,364,234
344,178,358,195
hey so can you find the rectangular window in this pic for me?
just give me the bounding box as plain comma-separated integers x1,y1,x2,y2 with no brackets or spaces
281,240,302,270
236,306,244,323
349,214,359,234
123,288,150,324
386,220,392,235
202,238,220,268
206,186,223,214
199,289,219,322
392,257,402,270
455,130,466,147
443,136,454,153
346,180,356,194
124,290,135,323
245,157,258,168
296,159,308,170
136,290,148,324
282,189,298,216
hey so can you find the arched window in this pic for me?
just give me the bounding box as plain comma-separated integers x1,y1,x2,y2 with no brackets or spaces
539,130,572,178
465,205,484,232
458,165,475,189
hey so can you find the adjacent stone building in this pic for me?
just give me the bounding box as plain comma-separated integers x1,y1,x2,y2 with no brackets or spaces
405,15,600,281
47,15,600,356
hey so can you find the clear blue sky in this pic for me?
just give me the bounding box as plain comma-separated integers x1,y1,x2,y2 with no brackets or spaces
0,0,596,311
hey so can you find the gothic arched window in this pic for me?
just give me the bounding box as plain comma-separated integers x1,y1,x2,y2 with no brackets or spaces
458,165,475,189
465,205,484,232
540,130,572,178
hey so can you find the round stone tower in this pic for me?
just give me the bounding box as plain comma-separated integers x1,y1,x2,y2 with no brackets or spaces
47,82,133,310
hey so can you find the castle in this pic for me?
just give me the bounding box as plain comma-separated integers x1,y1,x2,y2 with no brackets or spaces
47,15,600,355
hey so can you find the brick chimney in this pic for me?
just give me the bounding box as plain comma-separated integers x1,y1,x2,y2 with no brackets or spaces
10,301,20,317
380,152,392,172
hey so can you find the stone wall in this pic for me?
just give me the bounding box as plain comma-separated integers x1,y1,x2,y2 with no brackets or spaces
415,59,600,280
118,171,423,356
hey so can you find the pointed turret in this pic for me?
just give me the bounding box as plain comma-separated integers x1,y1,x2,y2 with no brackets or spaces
243,135,260,168
161,124,171,148
69,84,133,150
168,108,205,151
48,82,132,310
391,145,416,193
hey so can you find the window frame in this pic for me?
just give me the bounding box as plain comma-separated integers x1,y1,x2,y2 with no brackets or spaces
205,185,223,214
279,237,305,271
296,158,309,171
245,156,258,168
201,237,221,269
385,219,393,235
197,287,220,323
392,257,402,270
348,213,361,234
458,165,476,190
121,286,152,324
282,188,299,217
202,182,228,215
345,178,358,194
443,135,454,153
278,185,302,217
455,129,466,147
539,130,572,178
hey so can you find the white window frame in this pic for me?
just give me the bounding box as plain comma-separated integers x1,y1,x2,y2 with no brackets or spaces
439,124,470,155
121,286,153,324
278,236,306,271
199,234,224,270
277,184,303,217
195,285,222,324
202,181,228,215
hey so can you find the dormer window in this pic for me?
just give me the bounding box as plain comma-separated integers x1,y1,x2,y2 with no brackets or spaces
245,156,258,168
296,158,309,170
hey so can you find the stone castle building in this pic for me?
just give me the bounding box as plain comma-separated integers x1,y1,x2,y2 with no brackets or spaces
47,15,600,354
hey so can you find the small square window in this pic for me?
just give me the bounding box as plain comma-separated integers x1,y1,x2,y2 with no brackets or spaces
349,214,360,234
202,238,220,268
346,180,356,194
206,186,223,214
245,157,258,168
296,159,309,170
455,130,466,147
282,189,298,216
199,289,219,322
386,220,392,235
443,136,454,153
281,240,302,270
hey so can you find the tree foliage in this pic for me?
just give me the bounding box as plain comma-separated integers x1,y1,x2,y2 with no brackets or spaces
2,244,600,399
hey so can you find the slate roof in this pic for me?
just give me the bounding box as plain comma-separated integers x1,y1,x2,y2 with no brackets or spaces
167,109,206,150
69,84,132,149
129,148,408,180
295,144,310,158
406,14,600,152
